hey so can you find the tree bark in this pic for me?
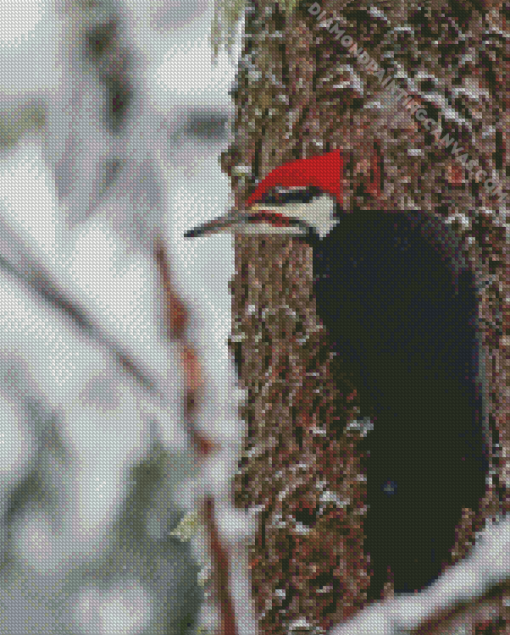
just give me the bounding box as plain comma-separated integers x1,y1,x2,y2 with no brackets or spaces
223,0,508,632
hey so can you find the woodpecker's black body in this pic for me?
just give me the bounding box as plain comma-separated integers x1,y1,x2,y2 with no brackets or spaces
184,151,488,597
312,210,487,596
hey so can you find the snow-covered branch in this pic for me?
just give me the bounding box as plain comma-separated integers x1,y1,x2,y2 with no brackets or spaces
328,516,510,634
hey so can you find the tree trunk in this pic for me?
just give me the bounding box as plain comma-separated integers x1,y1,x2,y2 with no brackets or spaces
222,0,508,632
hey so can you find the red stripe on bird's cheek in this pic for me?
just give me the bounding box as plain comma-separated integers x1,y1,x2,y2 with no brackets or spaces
250,211,294,226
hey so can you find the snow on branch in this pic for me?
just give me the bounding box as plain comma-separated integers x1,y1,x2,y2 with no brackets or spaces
328,516,510,635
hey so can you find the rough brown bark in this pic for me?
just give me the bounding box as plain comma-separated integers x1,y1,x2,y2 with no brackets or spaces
223,0,509,632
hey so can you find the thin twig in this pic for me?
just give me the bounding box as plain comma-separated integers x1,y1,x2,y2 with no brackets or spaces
154,235,239,635
0,250,160,398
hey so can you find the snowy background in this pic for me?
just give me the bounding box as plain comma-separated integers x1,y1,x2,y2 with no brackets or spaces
0,0,247,633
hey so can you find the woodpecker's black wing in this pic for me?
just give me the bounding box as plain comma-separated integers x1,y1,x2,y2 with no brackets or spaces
312,210,488,596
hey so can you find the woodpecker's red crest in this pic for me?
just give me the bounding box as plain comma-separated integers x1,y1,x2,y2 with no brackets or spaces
184,150,344,240
245,150,343,207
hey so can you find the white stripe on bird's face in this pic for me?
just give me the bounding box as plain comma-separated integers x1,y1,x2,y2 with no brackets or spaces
243,193,339,239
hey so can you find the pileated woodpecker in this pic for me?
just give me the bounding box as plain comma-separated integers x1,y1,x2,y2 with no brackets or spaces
184,150,488,597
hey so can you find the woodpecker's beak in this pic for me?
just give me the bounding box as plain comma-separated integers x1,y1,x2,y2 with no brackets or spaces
184,204,307,238
184,208,250,238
